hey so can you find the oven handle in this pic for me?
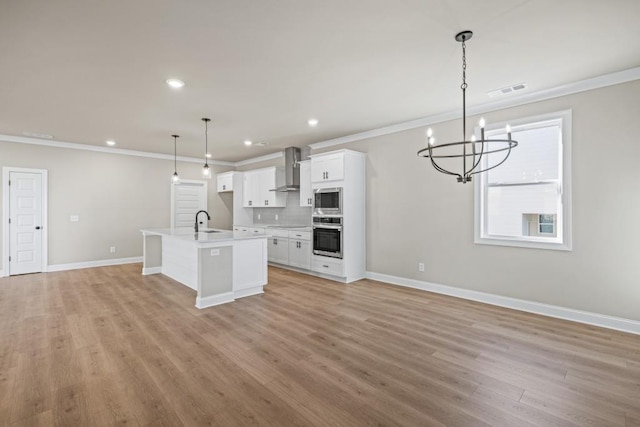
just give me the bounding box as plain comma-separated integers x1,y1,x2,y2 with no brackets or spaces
313,225,343,230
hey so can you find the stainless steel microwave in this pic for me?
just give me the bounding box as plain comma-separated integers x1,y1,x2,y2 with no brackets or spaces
313,187,342,215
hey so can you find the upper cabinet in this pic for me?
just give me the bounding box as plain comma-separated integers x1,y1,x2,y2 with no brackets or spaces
216,171,235,192
299,160,312,207
311,152,345,183
243,167,286,208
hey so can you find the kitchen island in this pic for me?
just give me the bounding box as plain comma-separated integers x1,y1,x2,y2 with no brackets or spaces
140,228,268,309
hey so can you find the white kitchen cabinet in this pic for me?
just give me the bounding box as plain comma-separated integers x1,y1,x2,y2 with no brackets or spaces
216,172,234,192
243,167,286,207
311,152,344,183
288,235,310,269
299,160,313,207
267,236,289,264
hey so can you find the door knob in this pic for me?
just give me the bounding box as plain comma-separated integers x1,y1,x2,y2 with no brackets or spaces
35,226,42,230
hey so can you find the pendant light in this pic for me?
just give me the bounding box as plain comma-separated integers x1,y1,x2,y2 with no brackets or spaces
201,117,211,179
171,134,180,184
417,31,518,183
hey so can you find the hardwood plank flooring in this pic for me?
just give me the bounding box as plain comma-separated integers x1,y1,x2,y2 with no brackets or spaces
1,264,639,426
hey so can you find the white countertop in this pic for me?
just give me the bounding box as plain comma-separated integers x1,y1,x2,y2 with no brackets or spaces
236,224,312,231
141,228,269,244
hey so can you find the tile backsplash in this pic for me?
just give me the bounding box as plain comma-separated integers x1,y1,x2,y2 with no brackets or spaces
253,192,312,226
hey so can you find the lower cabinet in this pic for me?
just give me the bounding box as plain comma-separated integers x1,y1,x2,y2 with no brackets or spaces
267,236,289,265
267,228,311,270
288,238,311,270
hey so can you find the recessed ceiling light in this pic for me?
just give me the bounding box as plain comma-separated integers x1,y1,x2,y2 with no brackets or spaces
106,140,116,146
255,142,267,147
166,78,185,89
206,153,212,158
244,140,253,146
307,118,319,127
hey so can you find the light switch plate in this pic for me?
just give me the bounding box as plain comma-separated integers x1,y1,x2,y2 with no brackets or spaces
210,249,220,256
70,215,79,222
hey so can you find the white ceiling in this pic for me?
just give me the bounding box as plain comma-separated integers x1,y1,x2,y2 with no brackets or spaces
1,0,639,162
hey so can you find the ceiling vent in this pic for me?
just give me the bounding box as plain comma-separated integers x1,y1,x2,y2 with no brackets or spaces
487,82,527,98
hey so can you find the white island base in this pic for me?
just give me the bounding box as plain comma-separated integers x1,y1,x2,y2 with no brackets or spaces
141,229,268,309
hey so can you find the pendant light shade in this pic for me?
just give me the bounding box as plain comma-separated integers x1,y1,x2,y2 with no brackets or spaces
201,118,212,179
171,134,180,184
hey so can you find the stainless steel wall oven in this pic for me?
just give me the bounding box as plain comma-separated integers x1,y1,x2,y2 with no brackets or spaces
312,216,343,258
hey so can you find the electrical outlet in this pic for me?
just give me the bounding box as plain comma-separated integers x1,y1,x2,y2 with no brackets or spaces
418,262,425,272
210,249,220,256
258,214,261,220
275,214,279,221
70,215,79,222
110,246,116,253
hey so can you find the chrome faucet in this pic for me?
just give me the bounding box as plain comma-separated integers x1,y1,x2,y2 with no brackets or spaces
194,210,211,232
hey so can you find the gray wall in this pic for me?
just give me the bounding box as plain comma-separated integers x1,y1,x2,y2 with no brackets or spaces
2,80,639,323
314,80,640,321
0,141,234,267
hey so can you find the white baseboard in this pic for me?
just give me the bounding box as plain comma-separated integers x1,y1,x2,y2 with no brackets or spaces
365,271,640,336
234,286,264,299
48,256,143,272
196,291,235,309
0,269,4,278
142,266,162,275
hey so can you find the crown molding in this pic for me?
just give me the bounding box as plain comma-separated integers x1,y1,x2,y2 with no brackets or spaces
0,134,236,166
309,66,640,150
234,151,283,166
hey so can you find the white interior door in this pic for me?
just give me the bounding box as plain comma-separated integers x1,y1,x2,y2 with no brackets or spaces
9,172,44,275
171,180,207,229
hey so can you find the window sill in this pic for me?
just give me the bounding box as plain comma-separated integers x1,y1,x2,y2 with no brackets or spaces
475,235,572,251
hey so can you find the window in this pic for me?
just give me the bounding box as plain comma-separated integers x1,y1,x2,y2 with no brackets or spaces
474,110,571,250
538,214,555,234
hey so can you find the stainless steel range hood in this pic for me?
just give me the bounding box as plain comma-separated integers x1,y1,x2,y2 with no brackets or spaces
274,147,301,192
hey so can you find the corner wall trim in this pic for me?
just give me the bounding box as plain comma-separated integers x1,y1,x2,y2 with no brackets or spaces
48,256,143,272
365,271,640,336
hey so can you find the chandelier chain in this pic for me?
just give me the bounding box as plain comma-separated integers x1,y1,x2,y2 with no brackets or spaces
461,40,468,90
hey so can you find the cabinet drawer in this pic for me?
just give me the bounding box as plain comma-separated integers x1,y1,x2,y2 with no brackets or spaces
248,227,265,235
288,230,311,240
311,256,344,276
233,226,249,232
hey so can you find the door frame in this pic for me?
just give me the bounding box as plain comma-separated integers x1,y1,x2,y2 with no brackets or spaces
2,167,49,277
170,179,208,230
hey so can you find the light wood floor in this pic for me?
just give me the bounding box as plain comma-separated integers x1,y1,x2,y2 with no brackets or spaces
1,264,639,426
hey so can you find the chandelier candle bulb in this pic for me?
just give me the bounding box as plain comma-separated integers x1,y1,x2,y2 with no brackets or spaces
479,117,486,128
427,128,433,138
506,124,512,138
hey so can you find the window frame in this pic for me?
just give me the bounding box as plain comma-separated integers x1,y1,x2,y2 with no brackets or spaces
474,110,572,251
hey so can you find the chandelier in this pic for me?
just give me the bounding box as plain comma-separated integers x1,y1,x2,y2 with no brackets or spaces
417,31,517,183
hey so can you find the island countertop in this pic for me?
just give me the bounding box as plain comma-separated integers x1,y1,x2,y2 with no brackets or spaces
141,227,269,245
